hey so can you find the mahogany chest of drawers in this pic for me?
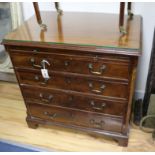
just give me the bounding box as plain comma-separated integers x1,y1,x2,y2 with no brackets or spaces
3,12,142,146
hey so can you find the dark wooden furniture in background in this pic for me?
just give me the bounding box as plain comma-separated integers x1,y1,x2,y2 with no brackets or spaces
3,11,142,147
143,30,155,116
33,2,133,34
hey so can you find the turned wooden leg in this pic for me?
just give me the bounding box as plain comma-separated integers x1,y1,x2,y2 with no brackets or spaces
127,2,133,19
33,2,47,30
27,120,39,129
54,2,63,15
119,2,126,35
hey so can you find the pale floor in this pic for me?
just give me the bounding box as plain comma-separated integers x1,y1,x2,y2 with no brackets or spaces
0,81,155,152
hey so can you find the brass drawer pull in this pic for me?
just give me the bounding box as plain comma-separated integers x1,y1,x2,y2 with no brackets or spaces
41,59,50,69
30,58,50,70
88,82,106,94
88,63,106,75
34,75,50,85
90,119,105,128
30,58,42,68
33,49,38,52
41,78,50,85
90,101,106,110
34,75,40,81
39,93,53,103
44,112,57,119
64,61,70,66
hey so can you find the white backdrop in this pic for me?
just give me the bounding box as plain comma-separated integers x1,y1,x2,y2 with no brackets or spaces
22,2,155,99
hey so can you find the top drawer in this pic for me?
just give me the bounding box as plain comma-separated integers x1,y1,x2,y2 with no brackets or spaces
10,50,130,81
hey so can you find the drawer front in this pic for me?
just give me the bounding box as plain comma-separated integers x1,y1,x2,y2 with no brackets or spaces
28,102,123,133
10,51,130,80
17,70,128,100
22,86,127,117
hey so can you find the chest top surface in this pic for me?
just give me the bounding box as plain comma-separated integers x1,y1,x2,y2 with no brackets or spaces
3,11,142,56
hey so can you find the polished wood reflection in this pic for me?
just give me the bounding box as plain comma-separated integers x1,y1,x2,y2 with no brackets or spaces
4,12,141,50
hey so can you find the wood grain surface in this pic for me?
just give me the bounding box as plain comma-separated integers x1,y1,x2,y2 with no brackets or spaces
0,81,154,152
4,12,141,50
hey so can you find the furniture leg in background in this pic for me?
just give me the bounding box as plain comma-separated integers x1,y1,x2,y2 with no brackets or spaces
33,2,133,35
119,2,133,35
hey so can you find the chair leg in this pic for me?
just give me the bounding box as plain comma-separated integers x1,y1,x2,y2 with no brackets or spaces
128,2,133,19
33,2,47,30
54,2,63,15
119,2,126,34
33,2,42,25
